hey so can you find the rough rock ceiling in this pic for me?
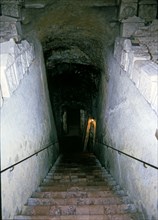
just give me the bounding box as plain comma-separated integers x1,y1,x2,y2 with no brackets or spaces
21,0,120,119
22,0,119,68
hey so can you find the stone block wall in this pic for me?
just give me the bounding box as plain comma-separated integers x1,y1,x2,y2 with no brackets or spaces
115,19,158,114
0,15,22,43
119,0,157,21
0,38,35,103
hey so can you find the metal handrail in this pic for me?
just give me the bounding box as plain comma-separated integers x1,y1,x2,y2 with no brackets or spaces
97,141,158,170
0,141,58,174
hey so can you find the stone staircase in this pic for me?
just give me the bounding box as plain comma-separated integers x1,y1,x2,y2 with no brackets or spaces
14,153,143,220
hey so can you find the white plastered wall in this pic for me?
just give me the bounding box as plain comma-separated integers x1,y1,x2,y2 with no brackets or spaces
1,37,59,219
95,46,158,219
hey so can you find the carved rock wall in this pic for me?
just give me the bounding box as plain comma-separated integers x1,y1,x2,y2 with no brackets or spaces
1,37,59,219
95,15,158,220
95,47,157,220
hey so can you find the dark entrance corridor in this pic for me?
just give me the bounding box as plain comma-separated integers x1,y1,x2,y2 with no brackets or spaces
46,62,100,155
67,108,80,136
59,108,83,154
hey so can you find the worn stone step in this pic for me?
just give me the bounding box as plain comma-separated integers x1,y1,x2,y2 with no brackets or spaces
46,175,115,184
14,213,139,220
51,166,101,170
45,177,104,183
49,173,102,177
38,184,121,192
32,190,126,199
14,213,140,220
41,180,109,186
41,178,117,187
45,174,104,180
52,166,101,169
43,179,105,185
56,164,100,167
45,175,116,186
21,203,136,216
37,184,114,192
49,170,102,175
46,173,104,178
52,169,102,172
48,172,113,178
27,195,130,206
47,174,104,180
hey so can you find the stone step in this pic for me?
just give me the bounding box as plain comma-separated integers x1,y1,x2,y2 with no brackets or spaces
45,176,104,181
56,163,100,167
37,184,116,192
41,180,110,186
48,172,113,178
44,176,115,184
44,179,104,183
54,167,101,170
27,196,130,206
51,166,101,170
56,164,100,167
45,176,115,186
38,185,121,192
21,203,136,216
47,173,104,180
47,172,104,177
47,174,113,180
49,170,102,174
46,173,104,178
46,174,115,183
49,171,103,174
14,213,139,220
32,190,126,199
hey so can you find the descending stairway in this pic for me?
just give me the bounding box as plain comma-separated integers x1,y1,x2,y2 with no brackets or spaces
14,153,143,220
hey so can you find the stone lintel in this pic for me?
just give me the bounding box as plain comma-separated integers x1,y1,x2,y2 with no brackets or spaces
1,0,24,19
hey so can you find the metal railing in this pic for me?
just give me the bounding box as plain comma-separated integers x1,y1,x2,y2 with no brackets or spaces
97,141,158,170
0,141,58,174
